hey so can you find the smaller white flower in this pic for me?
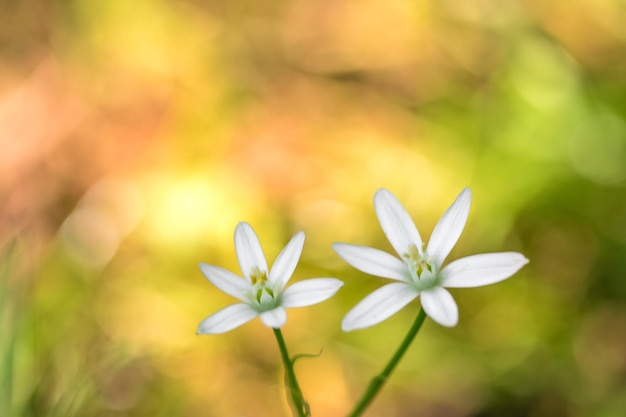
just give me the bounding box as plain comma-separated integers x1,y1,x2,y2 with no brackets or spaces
334,188,529,330
198,222,344,334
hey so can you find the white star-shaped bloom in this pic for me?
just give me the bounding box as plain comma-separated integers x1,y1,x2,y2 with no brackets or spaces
334,188,528,330
198,222,344,334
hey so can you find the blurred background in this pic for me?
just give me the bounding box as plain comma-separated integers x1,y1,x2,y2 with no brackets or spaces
1,0,625,416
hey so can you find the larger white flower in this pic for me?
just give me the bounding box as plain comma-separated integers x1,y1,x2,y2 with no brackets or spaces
198,222,344,334
334,188,528,330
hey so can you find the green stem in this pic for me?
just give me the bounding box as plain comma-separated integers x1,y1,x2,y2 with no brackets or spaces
347,308,428,417
273,328,310,417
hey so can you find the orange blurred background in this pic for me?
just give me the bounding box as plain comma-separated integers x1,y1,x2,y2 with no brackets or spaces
2,1,626,416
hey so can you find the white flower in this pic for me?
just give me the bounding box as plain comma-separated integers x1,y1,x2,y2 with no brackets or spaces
198,222,344,334
334,188,529,330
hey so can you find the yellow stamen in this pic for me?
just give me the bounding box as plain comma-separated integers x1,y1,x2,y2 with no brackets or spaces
403,244,432,280
250,266,268,285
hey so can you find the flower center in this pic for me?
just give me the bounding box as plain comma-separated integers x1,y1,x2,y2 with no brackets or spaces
249,266,280,310
403,244,440,291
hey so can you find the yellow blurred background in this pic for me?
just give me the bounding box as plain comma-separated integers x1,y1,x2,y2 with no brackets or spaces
2,0,626,416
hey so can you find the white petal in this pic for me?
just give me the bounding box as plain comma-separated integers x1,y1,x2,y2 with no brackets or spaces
197,303,258,334
427,188,471,267
374,189,422,259
282,278,344,308
442,252,529,288
269,231,305,287
420,287,458,327
234,222,268,280
199,263,249,301
333,243,409,281
341,283,418,331
260,307,287,328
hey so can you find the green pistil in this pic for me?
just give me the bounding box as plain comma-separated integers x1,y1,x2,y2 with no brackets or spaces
403,244,438,289
248,267,283,309
404,244,429,275
255,287,275,303
415,259,432,276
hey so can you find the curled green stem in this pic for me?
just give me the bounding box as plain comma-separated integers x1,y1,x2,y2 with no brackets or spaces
273,328,310,417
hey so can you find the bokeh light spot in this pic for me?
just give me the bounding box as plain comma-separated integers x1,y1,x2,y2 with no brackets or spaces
60,179,143,267
569,113,626,184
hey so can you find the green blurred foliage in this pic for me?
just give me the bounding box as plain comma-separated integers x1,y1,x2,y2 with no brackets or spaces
1,0,625,416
